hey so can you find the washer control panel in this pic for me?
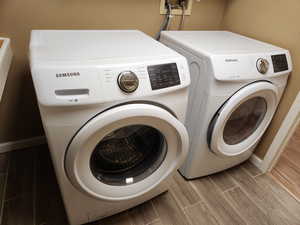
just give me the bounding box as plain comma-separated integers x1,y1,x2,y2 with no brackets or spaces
147,63,181,90
272,54,289,73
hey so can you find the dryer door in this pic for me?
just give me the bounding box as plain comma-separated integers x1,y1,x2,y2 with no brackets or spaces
208,82,278,156
65,103,189,201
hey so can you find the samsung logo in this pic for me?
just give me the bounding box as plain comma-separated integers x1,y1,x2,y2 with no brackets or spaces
56,72,80,78
225,59,239,62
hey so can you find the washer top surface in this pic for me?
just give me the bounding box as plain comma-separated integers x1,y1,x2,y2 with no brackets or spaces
30,30,180,64
161,31,285,56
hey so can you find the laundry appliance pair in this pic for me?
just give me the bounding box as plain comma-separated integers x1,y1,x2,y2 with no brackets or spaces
29,30,292,225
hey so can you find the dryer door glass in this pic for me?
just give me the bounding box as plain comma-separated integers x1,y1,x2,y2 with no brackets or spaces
90,125,167,186
208,81,278,156
223,97,267,145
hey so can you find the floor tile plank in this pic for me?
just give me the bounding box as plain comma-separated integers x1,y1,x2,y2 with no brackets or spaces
272,124,300,200
191,178,246,225
97,211,133,225
152,191,190,225
35,148,68,225
209,171,236,192
5,149,35,200
0,153,9,173
228,166,300,225
148,220,163,225
128,201,158,225
2,195,34,225
167,172,200,208
3,146,300,225
273,156,300,188
242,160,262,177
224,187,270,225
184,202,220,225
255,174,300,216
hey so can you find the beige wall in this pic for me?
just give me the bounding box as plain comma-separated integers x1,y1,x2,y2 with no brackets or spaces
222,0,300,159
0,0,226,143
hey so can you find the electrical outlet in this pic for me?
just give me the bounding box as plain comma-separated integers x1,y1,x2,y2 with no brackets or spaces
160,0,193,16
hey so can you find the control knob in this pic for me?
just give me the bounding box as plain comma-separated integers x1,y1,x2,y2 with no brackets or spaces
117,71,139,93
256,58,269,74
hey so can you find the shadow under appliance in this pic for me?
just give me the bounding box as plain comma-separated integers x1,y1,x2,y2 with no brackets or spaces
160,31,292,179
29,30,190,225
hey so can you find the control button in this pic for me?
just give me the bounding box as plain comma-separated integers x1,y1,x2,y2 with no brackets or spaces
256,58,269,74
118,71,139,93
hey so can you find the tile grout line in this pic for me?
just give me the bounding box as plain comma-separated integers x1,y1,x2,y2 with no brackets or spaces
208,175,238,193
189,180,234,225
222,185,239,194
208,176,249,225
241,164,262,179
181,205,193,225
168,182,202,211
221,187,250,225
149,199,161,223
183,199,203,211
145,218,161,225
167,188,193,225
228,167,269,215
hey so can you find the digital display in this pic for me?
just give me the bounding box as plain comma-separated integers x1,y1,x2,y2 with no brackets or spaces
147,63,181,90
272,54,288,73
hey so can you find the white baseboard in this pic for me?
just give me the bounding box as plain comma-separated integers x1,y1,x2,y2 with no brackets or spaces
249,154,263,172
0,136,46,154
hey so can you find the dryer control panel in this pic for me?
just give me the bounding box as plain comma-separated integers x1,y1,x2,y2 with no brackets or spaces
272,54,289,73
211,50,292,81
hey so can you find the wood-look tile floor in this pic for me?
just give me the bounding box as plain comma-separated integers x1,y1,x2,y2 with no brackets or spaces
1,145,300,225
271,124,300,201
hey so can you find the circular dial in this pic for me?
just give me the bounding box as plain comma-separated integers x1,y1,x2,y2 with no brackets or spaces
117,71,139,93
256,58,270,74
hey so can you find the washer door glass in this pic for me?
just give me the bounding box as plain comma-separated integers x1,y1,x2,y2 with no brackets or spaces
65,103,189,201
90,125,167,186
223,97,267,145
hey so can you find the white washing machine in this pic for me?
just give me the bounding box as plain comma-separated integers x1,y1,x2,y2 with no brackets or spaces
160,31,292,179
29,30,190,225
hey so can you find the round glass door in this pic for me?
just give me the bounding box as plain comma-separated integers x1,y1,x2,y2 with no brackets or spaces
209,82,278,156
90,125,167,186
65,103,189,201
223,97,267,145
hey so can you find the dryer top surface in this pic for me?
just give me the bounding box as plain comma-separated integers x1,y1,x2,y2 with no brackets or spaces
161,31,287,56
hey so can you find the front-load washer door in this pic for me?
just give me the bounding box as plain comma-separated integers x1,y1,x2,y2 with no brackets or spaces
208,81,278,156
65,103,189,201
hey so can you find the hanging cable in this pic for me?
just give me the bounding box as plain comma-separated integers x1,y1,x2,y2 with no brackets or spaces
179,0,186,30
165,1,173,30
155,0,173,40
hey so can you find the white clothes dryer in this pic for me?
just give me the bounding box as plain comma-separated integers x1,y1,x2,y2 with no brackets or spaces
29,30,190,225
160,31,292,179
